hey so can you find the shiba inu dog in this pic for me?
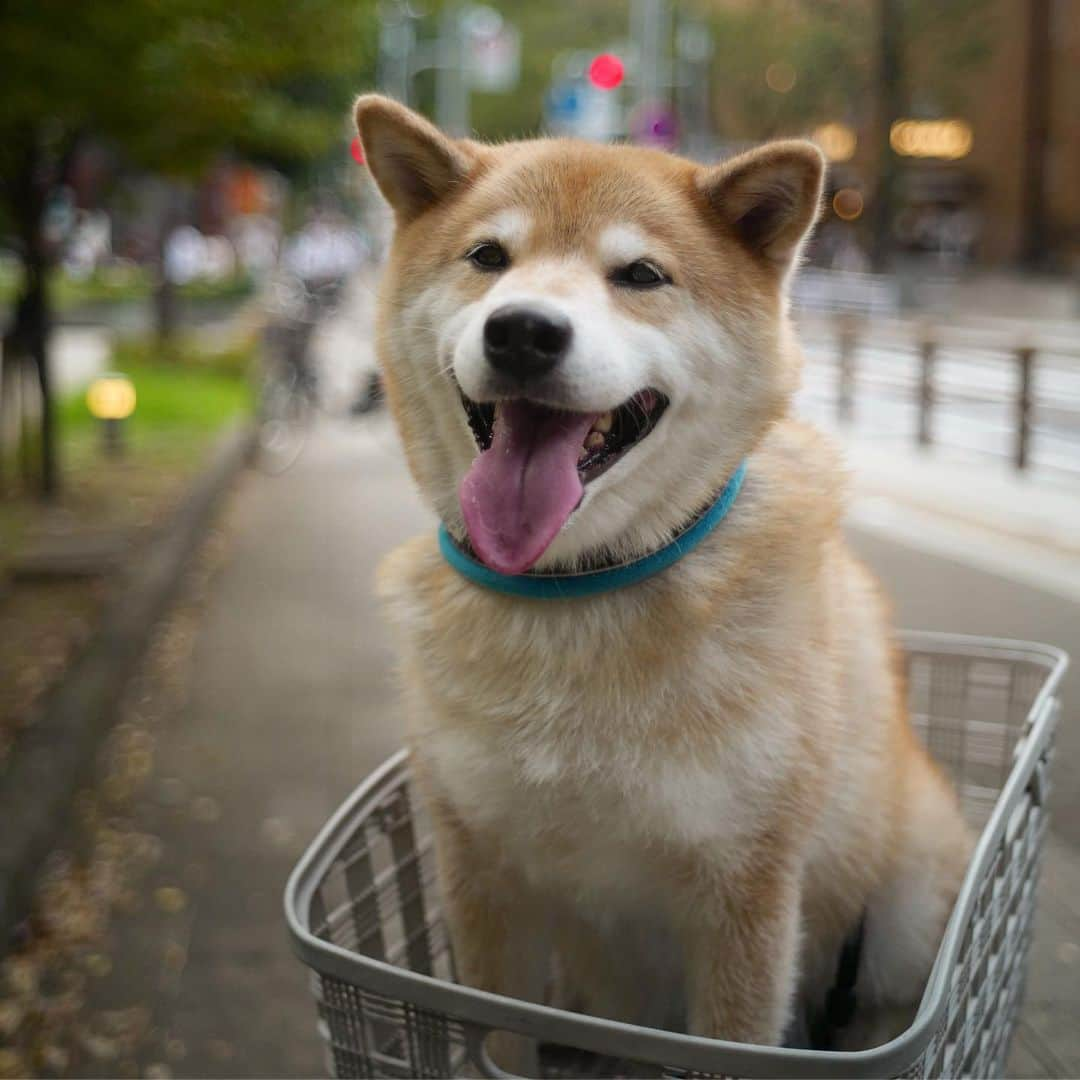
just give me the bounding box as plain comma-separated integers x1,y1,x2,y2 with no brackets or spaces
354,94,972,1062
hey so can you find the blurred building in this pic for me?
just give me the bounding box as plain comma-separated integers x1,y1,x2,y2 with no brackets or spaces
827,0,1080,272
963,0,1079,267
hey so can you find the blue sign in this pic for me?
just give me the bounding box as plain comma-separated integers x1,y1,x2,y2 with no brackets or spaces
545,80,581,127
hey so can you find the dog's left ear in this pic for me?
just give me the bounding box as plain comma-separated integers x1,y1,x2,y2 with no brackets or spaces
697,140,825,272
354,94,479,223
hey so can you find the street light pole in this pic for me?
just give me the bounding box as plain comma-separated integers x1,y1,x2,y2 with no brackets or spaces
378,2,470,134
631,0,671,113
378,1,418,104
676,15,712,160
436,4,470,136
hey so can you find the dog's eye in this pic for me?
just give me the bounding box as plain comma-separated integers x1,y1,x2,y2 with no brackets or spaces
612,260,669,288
466,242,509,272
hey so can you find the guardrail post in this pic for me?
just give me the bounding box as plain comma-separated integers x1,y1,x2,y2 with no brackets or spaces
1016,346,1035,470
836,316,857,425
918,338,936,448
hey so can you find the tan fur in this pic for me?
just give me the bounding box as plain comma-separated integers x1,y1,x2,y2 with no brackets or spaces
356,94,972,1057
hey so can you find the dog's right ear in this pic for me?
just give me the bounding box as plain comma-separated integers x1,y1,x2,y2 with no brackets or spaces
696,140,825,274
354,95,476,223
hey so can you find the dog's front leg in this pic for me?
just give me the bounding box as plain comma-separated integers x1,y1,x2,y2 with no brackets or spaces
428,801,549,1076
678,854,803,1047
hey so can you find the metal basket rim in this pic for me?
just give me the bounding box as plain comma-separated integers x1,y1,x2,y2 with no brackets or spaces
284,631,1068,1079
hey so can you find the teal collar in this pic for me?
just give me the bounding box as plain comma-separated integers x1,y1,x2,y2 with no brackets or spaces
437,459,747,600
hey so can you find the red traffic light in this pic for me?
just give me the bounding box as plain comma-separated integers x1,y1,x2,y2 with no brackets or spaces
588,53,624,91
350,136,365,165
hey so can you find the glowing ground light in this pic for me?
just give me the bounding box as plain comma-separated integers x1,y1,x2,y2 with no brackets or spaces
588,53,624,91
86,374,136,420
350,136,365,165
87,372,136,456
832,188,864,221
890,119,973,160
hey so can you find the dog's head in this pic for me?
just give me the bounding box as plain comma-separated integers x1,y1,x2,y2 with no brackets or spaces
356,95,823,575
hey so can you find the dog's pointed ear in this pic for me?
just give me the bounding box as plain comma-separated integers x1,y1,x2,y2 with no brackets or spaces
354,94,478,222
696,140,825,272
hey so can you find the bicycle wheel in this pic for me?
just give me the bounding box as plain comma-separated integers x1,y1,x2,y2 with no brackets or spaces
255,360,311,475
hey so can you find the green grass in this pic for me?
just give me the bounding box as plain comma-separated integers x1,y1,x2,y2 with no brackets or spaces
3,333,254,546
3,332,253,572
62,366,248,440
0,262,254,311
61,336,253,439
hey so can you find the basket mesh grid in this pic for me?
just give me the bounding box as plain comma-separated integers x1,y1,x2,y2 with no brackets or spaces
296,645,1060,1079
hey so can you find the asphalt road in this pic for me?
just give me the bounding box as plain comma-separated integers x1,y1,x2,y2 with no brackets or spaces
848,527,1080,849
849,519,1080,1077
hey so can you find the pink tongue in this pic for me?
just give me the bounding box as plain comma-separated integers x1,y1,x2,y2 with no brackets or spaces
459,401,598,575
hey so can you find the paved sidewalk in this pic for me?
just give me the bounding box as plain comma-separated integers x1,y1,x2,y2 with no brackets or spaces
845,437,1080,550
843,437,1080,603
58,418,430,1077
158,419,430,1076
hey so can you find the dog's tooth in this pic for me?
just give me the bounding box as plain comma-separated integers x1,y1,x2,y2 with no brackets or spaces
578,445,589,463
593,411,613,434
584,430,606,451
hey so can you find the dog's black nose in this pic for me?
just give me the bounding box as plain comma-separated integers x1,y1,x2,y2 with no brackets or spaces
483,305,572,378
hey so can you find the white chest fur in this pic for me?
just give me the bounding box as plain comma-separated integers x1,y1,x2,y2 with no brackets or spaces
387,551,814,918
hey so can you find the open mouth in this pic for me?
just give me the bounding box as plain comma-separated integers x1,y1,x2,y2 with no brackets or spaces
462,389,668,484
457,390,668,575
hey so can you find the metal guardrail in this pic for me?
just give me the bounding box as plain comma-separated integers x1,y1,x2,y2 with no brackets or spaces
795,311,1080,476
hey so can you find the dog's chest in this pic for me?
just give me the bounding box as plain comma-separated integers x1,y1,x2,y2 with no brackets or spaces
426,719,683,907
409,608,787,901
383,547,805,907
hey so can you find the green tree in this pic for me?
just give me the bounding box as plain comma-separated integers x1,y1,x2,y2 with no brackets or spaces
702,0,873,143
0,0,376,496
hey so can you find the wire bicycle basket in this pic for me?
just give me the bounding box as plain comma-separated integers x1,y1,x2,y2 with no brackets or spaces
285,632,1067,1079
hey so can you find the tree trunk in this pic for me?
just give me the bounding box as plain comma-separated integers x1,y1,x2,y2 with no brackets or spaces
2,281,44,496
2,130,59,497
5,239,57,499
27,262,56,498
